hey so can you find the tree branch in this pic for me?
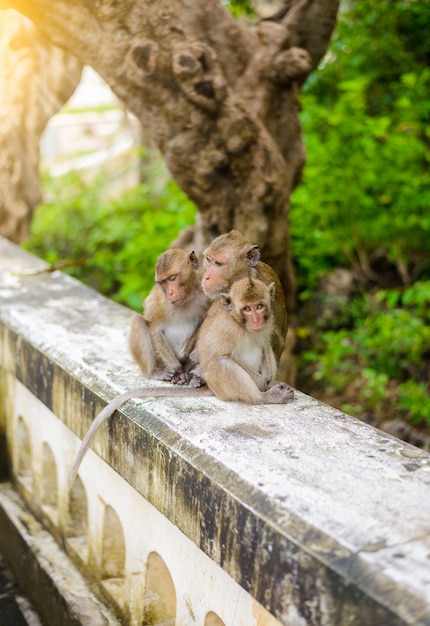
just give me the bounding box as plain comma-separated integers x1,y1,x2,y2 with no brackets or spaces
0,0,339,308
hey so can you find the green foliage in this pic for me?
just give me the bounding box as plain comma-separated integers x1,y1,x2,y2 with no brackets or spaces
398,381,430,426
24,170,197,310
226,0,255,18
292,0,430,426
301,282,430,425
224,0,255,20
291,0,430,295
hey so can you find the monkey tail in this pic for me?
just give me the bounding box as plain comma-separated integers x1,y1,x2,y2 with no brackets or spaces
68,384,213,490
68,387,150,490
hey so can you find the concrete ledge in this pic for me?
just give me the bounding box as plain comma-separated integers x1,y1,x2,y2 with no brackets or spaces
1,237,430,625
0,482,121,626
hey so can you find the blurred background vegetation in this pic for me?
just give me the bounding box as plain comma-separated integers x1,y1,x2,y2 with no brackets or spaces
23,0,430,435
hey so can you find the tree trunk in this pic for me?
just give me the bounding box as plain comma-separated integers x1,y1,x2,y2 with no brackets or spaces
0,10,82,243
0,0,339,309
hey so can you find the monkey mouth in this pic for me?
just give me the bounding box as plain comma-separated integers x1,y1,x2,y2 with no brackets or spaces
169,296,185,306
201,284,219,299
247,325,264,333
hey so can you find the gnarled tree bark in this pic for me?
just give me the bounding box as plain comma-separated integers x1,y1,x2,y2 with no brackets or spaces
0,0,339,310
0,10,82,242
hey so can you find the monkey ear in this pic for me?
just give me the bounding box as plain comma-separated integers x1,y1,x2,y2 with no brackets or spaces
268,281,275,301
189,250,199,269
221,295,233,311
246,245,261,267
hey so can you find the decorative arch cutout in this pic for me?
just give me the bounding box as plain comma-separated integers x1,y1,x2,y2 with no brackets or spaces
41,442,58,510
16,416,32,489
100,504,126,609
142,551,176,626
205,611,226,626
39,442,59,529
101,505,126,579
66,475,88,563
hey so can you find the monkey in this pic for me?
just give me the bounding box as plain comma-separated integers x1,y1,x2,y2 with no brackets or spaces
129,248,209,385
68,277,293,490
197,277,294,403
201,230,288,364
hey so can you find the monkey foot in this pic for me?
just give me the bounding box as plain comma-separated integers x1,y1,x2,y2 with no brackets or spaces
264,382,294,404
188,374,206,389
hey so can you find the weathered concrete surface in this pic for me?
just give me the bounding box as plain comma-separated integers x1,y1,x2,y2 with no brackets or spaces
0,548,42,626
1,236,430,625
0,483,121,626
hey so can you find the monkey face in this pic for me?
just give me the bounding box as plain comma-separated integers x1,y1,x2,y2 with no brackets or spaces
202,232,261,299
156,267,193,306
240,302,268,332
201,252,231,298
158,273,190,306
222,278,273,333
163,275,182,305
154,249,201,307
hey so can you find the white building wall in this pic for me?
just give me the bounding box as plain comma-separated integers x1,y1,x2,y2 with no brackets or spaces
9,380,280,626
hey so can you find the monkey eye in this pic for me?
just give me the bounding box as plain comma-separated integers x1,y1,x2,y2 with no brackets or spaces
168,274,177,282
256,303,264,310
243,305,252,312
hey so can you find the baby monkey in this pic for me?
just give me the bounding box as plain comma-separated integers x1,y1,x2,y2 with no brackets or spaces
69,277,293,489
129,248,209,385
197,277,293,403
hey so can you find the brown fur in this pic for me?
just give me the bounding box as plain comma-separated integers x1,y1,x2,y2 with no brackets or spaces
129,249,209,382
202,230,288,362
197,277,294,404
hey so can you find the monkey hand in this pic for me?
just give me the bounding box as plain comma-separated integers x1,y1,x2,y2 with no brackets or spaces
262,382,294,404
161,366,185,382
171,371,192,385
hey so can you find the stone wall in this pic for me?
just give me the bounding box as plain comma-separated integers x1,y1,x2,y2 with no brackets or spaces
0,236,429,625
